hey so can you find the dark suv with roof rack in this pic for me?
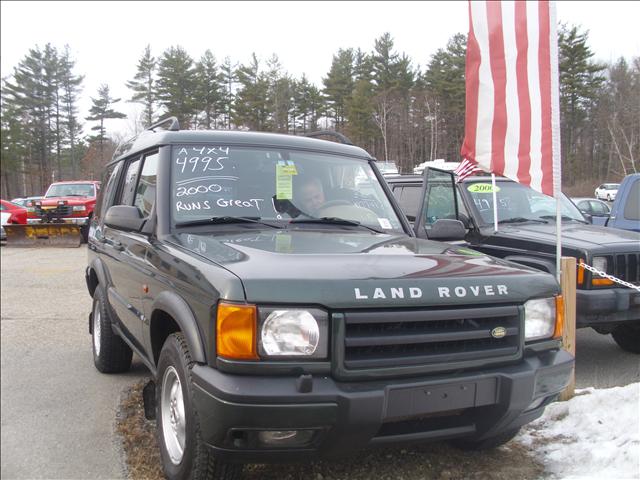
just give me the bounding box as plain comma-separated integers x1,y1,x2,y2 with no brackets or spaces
386,169,640,354
85,118,572,479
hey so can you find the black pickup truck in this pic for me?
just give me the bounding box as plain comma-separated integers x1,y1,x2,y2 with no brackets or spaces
386,169,640,354
86,120,572,479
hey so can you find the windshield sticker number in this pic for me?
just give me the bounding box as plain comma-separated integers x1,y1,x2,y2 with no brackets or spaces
378,218,393,229
467,183,500,194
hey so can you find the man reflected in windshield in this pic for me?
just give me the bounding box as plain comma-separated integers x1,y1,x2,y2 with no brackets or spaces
295,177,325,216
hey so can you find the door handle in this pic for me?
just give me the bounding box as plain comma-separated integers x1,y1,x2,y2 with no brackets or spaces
104,237,124,251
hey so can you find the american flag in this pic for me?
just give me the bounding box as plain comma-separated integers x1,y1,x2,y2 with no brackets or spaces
454,158,484,182
460,1,561,197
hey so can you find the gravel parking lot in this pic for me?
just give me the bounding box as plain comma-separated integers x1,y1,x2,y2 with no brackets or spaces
1,246,638,479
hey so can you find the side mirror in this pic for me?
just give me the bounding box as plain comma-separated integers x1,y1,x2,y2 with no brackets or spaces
427,219,467,240
582,212,593,224
105,205,144,232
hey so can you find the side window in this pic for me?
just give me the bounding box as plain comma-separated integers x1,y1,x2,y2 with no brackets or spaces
134,152,159,218
623,180,640,221
118,158,142,206
95,161,123,218
424,183,456,225
589,201,606,215
395,185,422,220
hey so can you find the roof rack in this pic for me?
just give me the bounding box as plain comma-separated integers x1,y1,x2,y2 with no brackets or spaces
146,116,180,132
304,130,354,146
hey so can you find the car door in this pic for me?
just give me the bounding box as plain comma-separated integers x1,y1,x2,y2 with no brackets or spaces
102,155,148,352
413,167,467,242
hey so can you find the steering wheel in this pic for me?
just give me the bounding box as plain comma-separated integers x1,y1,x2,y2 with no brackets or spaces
319,199,353,209
317,202,379,224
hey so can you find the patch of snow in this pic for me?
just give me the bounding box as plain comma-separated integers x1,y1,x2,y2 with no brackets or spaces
517,382,640,480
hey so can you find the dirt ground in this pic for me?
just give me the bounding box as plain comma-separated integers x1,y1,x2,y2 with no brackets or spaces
116,379,545,480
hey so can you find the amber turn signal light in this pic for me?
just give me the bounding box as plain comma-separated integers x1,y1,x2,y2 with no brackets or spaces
592,278,614,286
577,261,585,285
216,302,258,360
553,295,564,339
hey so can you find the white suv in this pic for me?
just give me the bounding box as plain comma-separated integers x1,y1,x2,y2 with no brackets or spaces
594,183,619,201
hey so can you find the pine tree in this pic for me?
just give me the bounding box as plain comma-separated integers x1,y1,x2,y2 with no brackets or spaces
3,46,54,191
193,50,223,129
234,54,270,131
558,24,606,181
85,84,126,163
423,33,467,161
220,57,237,129
156,46,197,128
322,49,355,130
126,45,157,128
59,45,84,179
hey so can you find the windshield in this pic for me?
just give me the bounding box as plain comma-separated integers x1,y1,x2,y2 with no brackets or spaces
45,183,95,198
171,145,403,232
463,180,586,224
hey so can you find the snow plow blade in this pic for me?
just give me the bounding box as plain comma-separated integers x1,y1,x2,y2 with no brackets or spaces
4,224,82,247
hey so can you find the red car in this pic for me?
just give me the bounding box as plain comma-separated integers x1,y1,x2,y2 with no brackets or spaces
1,199,28,224
1,199,28,240
30,180,101,242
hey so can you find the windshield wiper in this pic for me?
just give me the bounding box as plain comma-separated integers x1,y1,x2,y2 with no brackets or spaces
498,217,549,224
175,216,283,229
289,217,384,234
538,214,588,224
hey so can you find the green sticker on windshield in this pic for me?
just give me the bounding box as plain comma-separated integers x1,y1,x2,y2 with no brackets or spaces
276,171,293,200
467,183,500,194
456,247,484,256
275,233,292,253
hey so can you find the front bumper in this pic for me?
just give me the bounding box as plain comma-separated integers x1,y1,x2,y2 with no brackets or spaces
576,288,640,328
191,348,573,462
27,216,89,225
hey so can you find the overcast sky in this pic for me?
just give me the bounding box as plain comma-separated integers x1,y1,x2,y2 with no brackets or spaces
2,1,639,137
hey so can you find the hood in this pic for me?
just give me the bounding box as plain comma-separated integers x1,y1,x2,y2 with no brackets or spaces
484,221,640,250
168,229,558,308
40,196,95,205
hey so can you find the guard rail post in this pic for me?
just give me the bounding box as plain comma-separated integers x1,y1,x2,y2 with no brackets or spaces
559,256,577,401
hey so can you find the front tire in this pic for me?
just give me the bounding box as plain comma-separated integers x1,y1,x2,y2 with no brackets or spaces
91,287,133,373
156,333,241,480
611,324,640,353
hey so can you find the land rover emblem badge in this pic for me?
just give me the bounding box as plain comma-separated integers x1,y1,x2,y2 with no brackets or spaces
491,327,507,339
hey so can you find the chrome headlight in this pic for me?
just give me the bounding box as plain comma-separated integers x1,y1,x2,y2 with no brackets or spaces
592,256,608,272
524,297,556,341
73,205,87,212
258,308,328,358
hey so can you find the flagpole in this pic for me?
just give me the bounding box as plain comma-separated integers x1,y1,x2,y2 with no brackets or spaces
550,1,562,284
491,173,498,232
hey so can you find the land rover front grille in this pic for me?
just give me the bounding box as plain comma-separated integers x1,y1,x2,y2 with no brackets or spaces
613,253,640,284
340,305,521,375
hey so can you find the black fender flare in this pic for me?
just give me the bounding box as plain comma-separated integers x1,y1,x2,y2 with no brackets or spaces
504,255,555,274
87,256,109,297
150,290,207,364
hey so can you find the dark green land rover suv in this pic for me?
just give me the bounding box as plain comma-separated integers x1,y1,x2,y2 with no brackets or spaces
86,118,573,479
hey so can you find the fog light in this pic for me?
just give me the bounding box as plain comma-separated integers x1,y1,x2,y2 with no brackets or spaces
257,429,315,447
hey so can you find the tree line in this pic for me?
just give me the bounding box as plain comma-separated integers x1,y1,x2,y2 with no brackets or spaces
1,28,638,199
